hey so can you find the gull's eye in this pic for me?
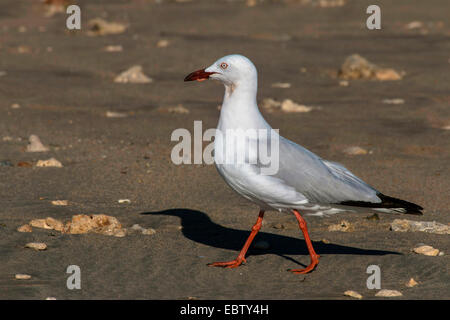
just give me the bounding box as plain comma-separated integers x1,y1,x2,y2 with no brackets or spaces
220,62,228,70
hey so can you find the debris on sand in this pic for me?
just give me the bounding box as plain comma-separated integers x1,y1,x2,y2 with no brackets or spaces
390,219,450,235
25,242,47,251
36,158,63,168
103,45,123,52
114,65,153,84
339,80,349,87
328,220,354,232
30,217,64,232
382,98,405,105
51,200,68,206
26,135,49,152
43,0,66,18
413,245,440,256
15,274,32,280
406,278,419,287
156,39,170,48
11,103,21,109
17,161,32,168
106,111,128,118
338,54,403,81
344,290,362,299
130,224,156,235
17,224,32,233
64,214,126,237
271,82,291,88
158,104,190,114
87,18,127,36
261,98,314,113
118,199,131,204
314,0,346,8
343,146,368,156
375,289,403,297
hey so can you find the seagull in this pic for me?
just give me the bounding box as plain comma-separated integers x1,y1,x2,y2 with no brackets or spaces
184,54,423,274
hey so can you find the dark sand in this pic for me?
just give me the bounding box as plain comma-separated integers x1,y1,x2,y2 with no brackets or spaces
0,0,449,299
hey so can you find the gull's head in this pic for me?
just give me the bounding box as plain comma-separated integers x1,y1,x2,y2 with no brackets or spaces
184,54,257,88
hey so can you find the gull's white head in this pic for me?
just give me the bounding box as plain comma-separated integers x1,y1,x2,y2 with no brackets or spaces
184,54,257,89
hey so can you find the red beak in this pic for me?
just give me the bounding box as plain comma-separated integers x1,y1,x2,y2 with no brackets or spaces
184,69,217,82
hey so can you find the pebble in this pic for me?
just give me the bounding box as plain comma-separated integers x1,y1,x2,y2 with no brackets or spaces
25,242,47,251
375,289,403,297
130,224,156,235
382,98,405,105
118,199,131,204
11,103,21,109
390,219,449,234
114,65,152,84
87,18,127,36
281,99,313,113
156,39,170,48
343,146,368,155
26,135,49,152
328,220,354,232
36,158,63,167
158,104,190,114
17,224,32,233
106,111,128,118
344,290,362,299
15,274,31,280
65,214,126,237
51,200,68,206
104,45,123,52
339,54,403,81
45,297,57,300
339,80,349,86
406,278,418,287
413,245,440,256
271,82,291,88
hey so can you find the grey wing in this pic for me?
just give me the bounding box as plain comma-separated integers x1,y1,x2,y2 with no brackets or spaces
273,136,381,204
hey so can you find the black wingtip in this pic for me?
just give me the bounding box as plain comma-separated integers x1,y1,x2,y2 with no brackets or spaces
339,193,423,215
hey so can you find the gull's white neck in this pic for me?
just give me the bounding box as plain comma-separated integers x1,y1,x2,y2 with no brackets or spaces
217,79,271,131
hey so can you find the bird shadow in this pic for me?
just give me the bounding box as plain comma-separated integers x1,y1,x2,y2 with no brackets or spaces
140,208,400,267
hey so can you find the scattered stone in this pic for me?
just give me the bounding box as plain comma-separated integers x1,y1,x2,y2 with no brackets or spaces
45,297,57,300
366,213,380,221
87,18,127,36
328,220,354,232
413,245,440,256
322,238,330,244
43,0,66,17
36,158,63,168
338,54,403,81
130,224,156,235
51,200,68,206
103,45,123,52
25,242,47,251
158,104,190,114
15,274,32,280
114,65,152,84
375,289,403,297
0,160,13,167
314,0,346,8
382,98,405,105
64,214,126,237
26,135,49,152
2,136,13,141
156,39,170,48
17,224,32,233
343,146,368,155
261,98,282,112
253,240,270,250
16,45,32,54
390,219,450,235
272,223,285,229
344,290,362,299
11,103,21,109
442,125,450,130
339,80,349,86
281,99,313,113
246,0,258,7
29,217,64,232
406,21,424,30
106,111,128,118
118,199,131,204
406,278,418,288
271,82,291,88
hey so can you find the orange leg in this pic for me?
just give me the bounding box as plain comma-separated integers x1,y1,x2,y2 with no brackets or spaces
288,209,320,274
208,210,265,268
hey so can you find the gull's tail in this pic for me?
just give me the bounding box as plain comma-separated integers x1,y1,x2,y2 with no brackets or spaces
339,193,423,215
